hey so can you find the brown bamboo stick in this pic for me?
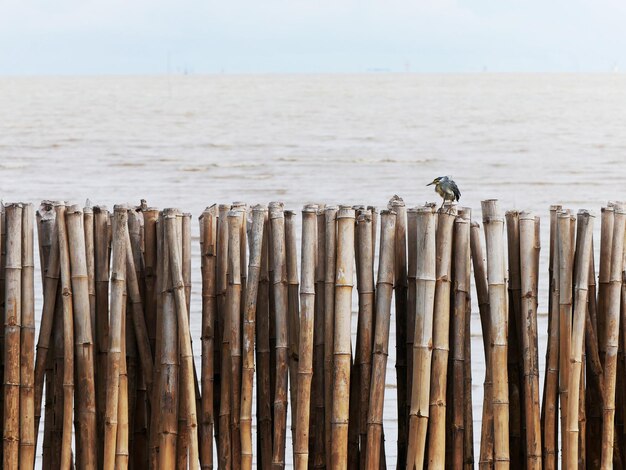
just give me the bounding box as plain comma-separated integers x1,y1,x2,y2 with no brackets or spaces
355,209,374,469
463,213,475,470
364,209,395,470
51,287,64,470
269,201,289,470
425,202,456,469
406,205,437,470
565,210,594,469
323,205,337,467
142,207,159,358
293,204,317,469
542,204,561,470
597,206,614,367
115,293,129,469
256,210,273,470
312,205,326,469
3,204,22,468
481,199,510,470
165,208,200,469
200,205,218,470
66,204,98,469
0,204,5,467
83,204,96,350
518,212,542,470
236,205,263,469
451,211,470,469
601,207,625,469
103,206,127,470
405,207,417,454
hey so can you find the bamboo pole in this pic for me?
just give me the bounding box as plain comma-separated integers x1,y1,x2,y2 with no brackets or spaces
270,201,289,470
565,210,594,469
66,204,98,469
312,205,326,469
3,204,22,468
355,209,374,469
52,287,64,470
463,209,475,470
542,204,561,470
405,207,417,454
470,220,494,470
518,212,542,470
601,207,625,469
164,208,200,469
142,207,159,358
115,293,129,469
597,206,614,367
103,206,127,470
481,199,510,470
83,204,96,353
237,205,264,470
293,204,317,469
323,205,337,467
200,205,217,470
406,205,437,470
257,210,273,470
364,209,395,470
0,204,5,467
451,211,470,469
217,204,230,465
426,202,456,469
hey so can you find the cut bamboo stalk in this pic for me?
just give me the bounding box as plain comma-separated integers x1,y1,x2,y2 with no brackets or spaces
542,204,561,470
518,212,542,469
115,293,129,469
364,209,395,470
368,206,377,262
165,208,200,470
142,207,159,358
294,204,317,469
323,205,338,468
200,205,217,470
0,204,4,467
406,205,437,470
3,204,22,468
312,205,326,469
597,206,614,366
470,220,494,470
565,210,594,470
66,204,98,469
405,206,417,456
257,210,273,470
601,207,625,469
426,202,457,469
451,211,470,469
240,205,265,470
481,199,510,470
270,201,289,470
557,210,573,464
83,204,96,347
103,206,127,470
52,287,64,470
355,209,374,469
388,196,408,469
463,213,475,470
330,206,355,470
33,202,59,450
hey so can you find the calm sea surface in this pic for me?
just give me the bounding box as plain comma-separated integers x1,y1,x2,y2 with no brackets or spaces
1,73,625,467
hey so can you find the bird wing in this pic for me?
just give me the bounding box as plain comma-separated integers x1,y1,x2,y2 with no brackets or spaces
450,180,461,201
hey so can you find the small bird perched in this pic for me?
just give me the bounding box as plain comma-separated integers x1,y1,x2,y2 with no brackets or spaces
427,176,461,211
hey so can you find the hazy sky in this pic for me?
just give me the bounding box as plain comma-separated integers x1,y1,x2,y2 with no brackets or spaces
2,0,626,75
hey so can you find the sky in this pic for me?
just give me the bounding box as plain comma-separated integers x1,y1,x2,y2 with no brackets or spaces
2,0,626,75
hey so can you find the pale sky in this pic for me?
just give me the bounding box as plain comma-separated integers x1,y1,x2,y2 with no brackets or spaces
2,0,626,75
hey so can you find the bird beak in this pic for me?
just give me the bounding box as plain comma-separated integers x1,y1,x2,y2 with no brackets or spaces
426,181,434,186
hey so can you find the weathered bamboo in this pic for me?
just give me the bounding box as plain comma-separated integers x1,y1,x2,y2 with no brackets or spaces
451,211,470,469
270,201,289,470
518,212,542,470
601,207,625,469
52,287,64,470
33,202,59,450
426,203,456,469
405,207,417,454
217,204,230,465
470,220,494,470
565,210,594,469
84,204,96,343
115,294,129,469
463,226,475,470
323,205,337,467
200,205,217,470
142,207,159,358
364,209,395,470
257,210,273,470
240,205,265,470
103,206,127,470
597,206,614,366
0,205,5,467
542,204,561,470
406,205,437,470
330,206,355,469
164,208,200,469
66,205,98,469
3,204,22,468
481,199,510,469
355,209,374,469
293,204,317,469
312,205,326,469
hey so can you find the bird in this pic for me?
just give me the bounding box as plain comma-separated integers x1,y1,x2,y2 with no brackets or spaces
427,176,461,211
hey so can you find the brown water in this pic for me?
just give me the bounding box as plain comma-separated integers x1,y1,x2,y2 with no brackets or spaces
1,73,625,466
